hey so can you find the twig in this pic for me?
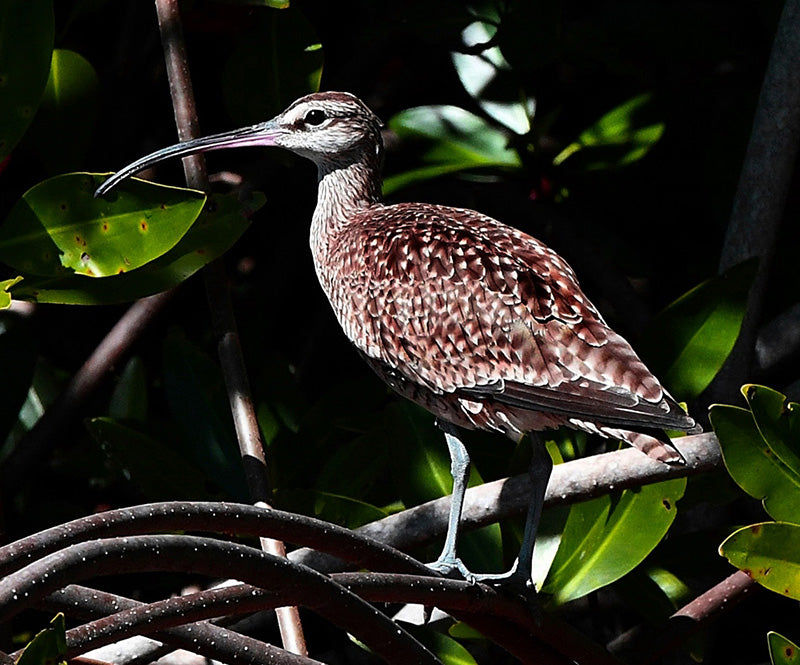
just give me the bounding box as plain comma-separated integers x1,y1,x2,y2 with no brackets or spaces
152,0,306,654
711,0,800,400
606,570,757,663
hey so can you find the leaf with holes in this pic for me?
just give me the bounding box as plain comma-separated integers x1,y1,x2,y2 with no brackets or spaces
0,0,54,162
0,173,206,278
6,190,259,304
745,385,800,487
769,632,800,665
709,388,800,523
543,477,686,604
720,522,800,600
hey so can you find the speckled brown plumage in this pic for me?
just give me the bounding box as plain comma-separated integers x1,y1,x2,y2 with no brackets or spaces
295,93,699,463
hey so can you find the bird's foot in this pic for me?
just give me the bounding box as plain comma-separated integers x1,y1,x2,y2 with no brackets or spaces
428,557,542,621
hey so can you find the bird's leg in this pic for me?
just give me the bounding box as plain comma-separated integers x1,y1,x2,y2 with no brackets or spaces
472,433,552,592
427,423,475,580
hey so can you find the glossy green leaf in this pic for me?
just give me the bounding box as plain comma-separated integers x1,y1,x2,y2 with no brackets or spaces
745,384,800,483
413,628,479,665
451,19,533,135
0,0,54,161
7,190,260,304
384,105,521,194
17,614,67,665
769,632,800,665
720,522,800,600
638,259,756,400
0,276,22,309
87,417,217,501
30,49,98,173
543,477,686,604
554,94,664,170
162,332,246,501
709,389,800,523
223,7,321,125
0,173,206,278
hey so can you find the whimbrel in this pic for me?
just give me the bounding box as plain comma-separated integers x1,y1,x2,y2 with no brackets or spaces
96,91,699,590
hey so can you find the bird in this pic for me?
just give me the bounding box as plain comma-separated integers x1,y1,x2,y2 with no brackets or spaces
96,91,700,591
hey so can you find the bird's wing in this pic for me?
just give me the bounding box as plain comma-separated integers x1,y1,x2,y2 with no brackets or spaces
347,204,695,432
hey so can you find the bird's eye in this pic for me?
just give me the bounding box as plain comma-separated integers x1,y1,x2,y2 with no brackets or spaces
304,109,327,126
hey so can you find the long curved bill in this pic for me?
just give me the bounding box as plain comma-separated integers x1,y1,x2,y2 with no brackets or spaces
94,118,280,198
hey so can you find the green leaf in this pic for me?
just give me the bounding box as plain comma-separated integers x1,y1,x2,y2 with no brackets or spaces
7,190,260,304
554,93,665,170
412,628,479,665
709,390,800,523
0,0,54,161
30,49,99,173
87,417,218,501
745,384,800,484
543,477,686,604
451,19,534,135
638,259,756,400
720,522,800,600
0,173,206,278
384,105,521,194
0,276,23,309
16,613,67,665
768,632,800,665
277,488,389,529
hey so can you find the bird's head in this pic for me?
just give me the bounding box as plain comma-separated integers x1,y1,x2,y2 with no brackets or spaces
95,91,383,197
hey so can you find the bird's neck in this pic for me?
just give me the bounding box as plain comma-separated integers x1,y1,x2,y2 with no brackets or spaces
313,157,382,225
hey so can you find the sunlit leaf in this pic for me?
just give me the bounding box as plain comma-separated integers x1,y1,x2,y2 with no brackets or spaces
8,190,261,304
30,49,98,173
385,105,521,194
769,631,800,665
720,522,800,600
709,388,800,524
412,627,479,665
16,614,67,665
554,93,665,170
0,276,22,310
451,19,534,134
543,478,686,604
87,417,218,501
0,0,54,161
638,259,756,400
0,173,206,278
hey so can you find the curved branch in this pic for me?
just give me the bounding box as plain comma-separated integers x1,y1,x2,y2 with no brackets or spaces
0,535,440,665
38,584,321,665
